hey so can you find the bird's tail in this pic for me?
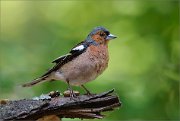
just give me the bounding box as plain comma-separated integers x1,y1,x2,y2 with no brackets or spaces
22,76,48,87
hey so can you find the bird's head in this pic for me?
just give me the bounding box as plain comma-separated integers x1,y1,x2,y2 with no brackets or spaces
86,26,117,45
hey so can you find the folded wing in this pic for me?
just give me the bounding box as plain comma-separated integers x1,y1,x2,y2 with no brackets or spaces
41,41,89,77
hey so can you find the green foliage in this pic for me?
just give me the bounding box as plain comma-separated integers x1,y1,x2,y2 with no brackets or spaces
0,0,179,120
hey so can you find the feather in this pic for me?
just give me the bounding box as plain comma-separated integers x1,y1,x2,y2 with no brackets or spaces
40,41,89,77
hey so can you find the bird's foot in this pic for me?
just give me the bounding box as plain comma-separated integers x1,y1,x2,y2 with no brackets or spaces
63,90,80,100
70,91,76,98
69,91,80,101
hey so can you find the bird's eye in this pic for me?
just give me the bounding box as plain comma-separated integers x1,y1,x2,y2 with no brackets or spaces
105,31,110,36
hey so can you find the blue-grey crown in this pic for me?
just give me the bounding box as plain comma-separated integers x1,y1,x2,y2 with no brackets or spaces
89,26,110,36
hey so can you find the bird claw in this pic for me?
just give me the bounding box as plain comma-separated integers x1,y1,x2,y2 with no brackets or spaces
63,89,80,100
70,92,76,98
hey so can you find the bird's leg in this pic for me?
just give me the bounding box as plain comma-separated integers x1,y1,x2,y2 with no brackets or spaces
81,85,92,95
66,80,76,98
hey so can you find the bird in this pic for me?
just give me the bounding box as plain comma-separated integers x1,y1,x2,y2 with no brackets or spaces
22,26,117,97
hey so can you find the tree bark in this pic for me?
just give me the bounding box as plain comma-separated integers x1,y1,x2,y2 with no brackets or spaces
0,89,121,120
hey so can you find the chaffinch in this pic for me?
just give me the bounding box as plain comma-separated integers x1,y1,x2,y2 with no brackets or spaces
22,26,117,97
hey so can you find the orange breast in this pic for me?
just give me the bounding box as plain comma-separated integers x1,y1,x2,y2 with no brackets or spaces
89,44,109,75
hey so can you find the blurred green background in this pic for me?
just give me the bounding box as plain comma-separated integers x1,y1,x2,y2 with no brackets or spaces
0,0,179,120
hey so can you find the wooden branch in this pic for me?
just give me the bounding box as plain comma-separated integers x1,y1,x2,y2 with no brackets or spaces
0,89,121,120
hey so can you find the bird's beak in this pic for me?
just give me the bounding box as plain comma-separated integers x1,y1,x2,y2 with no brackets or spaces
106,34,117,40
